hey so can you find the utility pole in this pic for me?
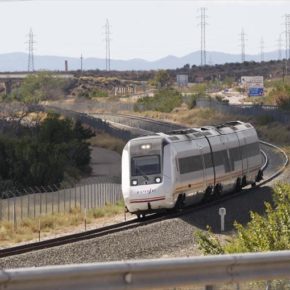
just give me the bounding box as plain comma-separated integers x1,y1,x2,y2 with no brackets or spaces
27,28,35,72
260,37,264,62
285,14,290,60
240,28,246,63
80,54,83,72
283,14,290,79
278,33,283,60
104,19,111,71
198,7,208,66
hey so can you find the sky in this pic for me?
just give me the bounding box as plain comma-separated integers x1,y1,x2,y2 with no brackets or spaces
0,0,289,60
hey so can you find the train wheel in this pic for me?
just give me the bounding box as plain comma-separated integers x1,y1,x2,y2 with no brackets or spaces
235,178,242,192
242,176,247,187
214,184,222,198
202,186,213,202
175,194,185,210
256,170,263,182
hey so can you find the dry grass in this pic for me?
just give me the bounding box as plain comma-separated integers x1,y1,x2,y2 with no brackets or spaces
0,200,125,248
89,132,125,154
133,107,234,127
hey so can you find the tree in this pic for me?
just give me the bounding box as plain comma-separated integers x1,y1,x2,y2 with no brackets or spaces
11,71,71,103
154,70,171,88
135,88,182,113
0,114,94,188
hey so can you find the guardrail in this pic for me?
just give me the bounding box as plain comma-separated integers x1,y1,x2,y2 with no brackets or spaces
1,251,290,289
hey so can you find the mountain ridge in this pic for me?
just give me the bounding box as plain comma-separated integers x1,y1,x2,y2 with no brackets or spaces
0,50,284,72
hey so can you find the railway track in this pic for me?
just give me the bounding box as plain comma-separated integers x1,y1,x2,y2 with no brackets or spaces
0,112,288,259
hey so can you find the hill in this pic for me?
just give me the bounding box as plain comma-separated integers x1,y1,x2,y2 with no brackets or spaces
0,50,285,72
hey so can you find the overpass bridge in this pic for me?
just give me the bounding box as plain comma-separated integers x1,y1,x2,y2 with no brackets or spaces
0,73,75,94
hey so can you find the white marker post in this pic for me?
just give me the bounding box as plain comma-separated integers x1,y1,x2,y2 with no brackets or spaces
219,207,226,232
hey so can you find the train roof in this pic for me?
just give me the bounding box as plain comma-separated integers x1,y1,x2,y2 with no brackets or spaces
158,121,254,143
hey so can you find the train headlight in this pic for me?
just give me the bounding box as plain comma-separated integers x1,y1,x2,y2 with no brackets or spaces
140,144,151,150
132,180,138,186
155,177,162,183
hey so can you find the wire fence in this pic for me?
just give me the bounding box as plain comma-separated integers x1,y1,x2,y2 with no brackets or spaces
45,105,136,141
0,181,122,222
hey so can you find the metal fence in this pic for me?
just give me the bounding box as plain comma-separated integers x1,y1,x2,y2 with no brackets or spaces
44,105,137,141
1,250,290,289
0,181,122,222
196,98,290,123
46,101,135,114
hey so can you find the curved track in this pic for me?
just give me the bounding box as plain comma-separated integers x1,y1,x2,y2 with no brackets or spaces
0,112,288,258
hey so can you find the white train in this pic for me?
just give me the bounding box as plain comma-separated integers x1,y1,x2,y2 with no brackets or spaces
122,121,263,217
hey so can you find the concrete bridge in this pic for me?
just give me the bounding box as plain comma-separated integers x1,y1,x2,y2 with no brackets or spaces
0,73,74,94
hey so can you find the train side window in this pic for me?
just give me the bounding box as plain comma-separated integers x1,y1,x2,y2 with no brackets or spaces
179,155,203,174
243,143,260,158
229,147,242,170
213,150,223,166
204,153,213,169
213,150,231,172
229,147,242,162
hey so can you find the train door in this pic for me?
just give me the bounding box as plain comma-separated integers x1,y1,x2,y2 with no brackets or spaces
201,140,215,189
175,139,205,203
237,132,249,177
197,139,214,189
207,135,225,187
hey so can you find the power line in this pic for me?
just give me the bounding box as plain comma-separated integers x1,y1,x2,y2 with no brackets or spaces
197,7,208,67
240,28,246,63
104,19,111,71
260,37,264,62
285,14,290,60
27,28,35,72
278,33,283,60
80,53,83,72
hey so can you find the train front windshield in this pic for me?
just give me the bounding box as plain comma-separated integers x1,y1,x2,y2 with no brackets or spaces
131,155,161,177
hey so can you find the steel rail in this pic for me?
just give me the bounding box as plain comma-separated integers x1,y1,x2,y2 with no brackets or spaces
258,140,289,186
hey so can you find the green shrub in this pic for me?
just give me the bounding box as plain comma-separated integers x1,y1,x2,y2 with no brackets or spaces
135,88,182,113
256,114,274,125
195,183,290,255
183,94,198,109
89,89,108,98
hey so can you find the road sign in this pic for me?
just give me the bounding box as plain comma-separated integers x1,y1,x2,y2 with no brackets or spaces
248,87,264,97
241,76,264,88
219,207,226,232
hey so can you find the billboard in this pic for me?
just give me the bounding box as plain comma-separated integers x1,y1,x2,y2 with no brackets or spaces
241,76,264,88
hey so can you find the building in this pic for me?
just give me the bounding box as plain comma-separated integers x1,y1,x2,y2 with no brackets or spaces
176,74,188,86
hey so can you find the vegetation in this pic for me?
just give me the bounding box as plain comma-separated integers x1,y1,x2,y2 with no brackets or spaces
0,113,95,189
9,72,73,103
135,88,182,113
183,94,198,109
82,88,109,99
152,70,171,88
89,132,125,154
195,183,290,254
0,200,124,247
